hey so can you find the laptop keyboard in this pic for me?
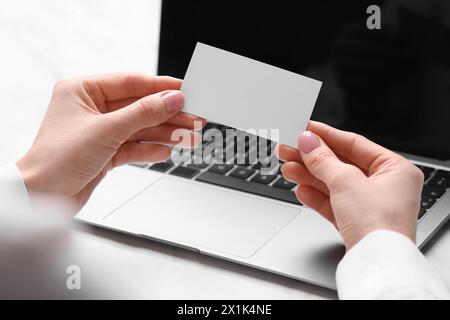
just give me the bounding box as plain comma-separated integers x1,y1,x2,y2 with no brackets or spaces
129,122,301,205
417,166,449,219
130,122,449,220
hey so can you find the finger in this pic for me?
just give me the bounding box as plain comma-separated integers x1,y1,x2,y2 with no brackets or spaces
166,112,207,130
110,142,171,168
298,131,362,189
106,97,138,112
107,98,206,129
308,121,398,173
276,140,368,176
128,125,201,148
105,90,185,138
83,73,182,103
281,162,329,195
295,185,336,227
275,144,302,163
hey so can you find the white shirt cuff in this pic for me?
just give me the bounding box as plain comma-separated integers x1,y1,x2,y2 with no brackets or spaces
336,230,449,299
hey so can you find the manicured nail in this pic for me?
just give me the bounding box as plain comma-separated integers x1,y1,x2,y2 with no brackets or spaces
162,91,185,112
298,131,321,154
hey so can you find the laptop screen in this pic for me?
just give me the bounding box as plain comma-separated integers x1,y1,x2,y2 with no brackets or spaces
157,0,450,160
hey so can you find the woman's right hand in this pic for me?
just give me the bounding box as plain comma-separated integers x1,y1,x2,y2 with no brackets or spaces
277,121,424,250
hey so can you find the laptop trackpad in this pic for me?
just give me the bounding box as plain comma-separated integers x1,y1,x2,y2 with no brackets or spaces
104,177,301,258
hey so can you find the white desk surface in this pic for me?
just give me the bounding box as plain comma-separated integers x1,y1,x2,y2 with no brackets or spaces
0,0,449,299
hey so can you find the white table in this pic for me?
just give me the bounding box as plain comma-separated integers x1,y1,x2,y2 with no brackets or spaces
0,0,448,299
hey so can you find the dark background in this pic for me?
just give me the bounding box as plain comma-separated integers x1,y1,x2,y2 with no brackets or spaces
158,0,450,160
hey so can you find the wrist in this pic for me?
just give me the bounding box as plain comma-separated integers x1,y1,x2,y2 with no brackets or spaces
16,153,47,194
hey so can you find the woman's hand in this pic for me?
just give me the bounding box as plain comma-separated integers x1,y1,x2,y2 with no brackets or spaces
277,121,423,250
16,73,205,211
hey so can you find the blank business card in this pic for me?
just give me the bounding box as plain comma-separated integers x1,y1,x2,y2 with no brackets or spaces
181,43,322,147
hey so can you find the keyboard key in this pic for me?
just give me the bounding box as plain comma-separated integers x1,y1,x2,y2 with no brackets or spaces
273,177,296,190
186,154,210,169
229,167,255,180
251,161,273,170
251,173,277,185
428,174,450,188
422,186,446,199
233,130,252,148
129,163,147,168
232,151,254,166
196,172,301,205
170,166,200,179
202,123,230,147
149,161,174,172
251,157,278,171
434,170,450,178
202,122,228,134
209,164,234,175
251,163,263,170
203,127,226,149
257,140,276,158
421,197,437,209
171,148,193,164
434,170,450,177
186,162,209,170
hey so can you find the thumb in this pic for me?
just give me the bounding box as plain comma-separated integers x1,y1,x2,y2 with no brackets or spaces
105,90,185,138
297,131,351,188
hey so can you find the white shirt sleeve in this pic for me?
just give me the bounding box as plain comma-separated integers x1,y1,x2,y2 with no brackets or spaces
0,162,31,214
336,230,450,300
0,163,118,298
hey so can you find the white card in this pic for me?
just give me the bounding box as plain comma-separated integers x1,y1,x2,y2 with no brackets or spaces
181,43,322,147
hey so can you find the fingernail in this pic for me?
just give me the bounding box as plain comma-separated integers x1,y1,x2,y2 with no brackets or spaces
162,91,185,112
298,131,321,154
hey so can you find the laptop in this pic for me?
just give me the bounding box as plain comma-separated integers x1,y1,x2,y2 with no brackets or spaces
76,0,450,289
